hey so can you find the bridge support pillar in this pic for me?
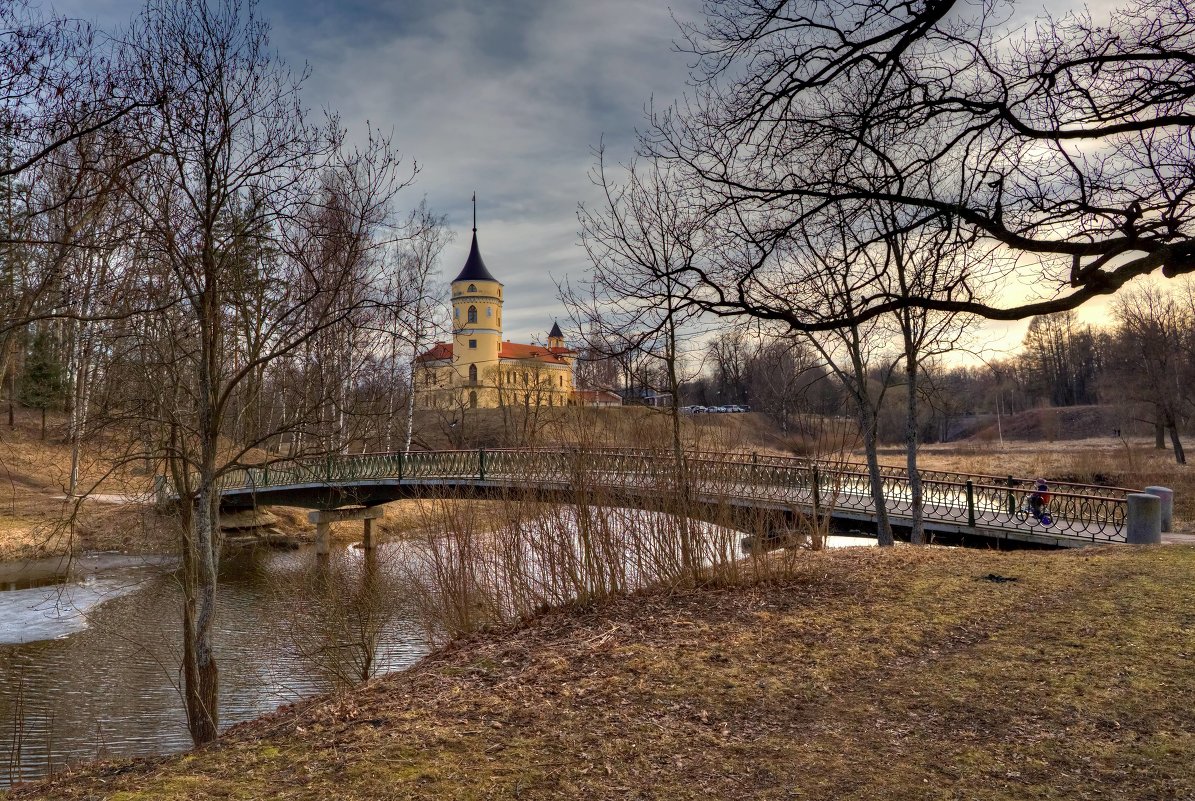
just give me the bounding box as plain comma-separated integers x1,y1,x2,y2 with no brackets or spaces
1126,493,1162,545
1143,486,1174,532
307,506,384,555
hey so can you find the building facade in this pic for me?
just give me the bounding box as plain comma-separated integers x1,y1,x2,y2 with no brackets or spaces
413,226,579,410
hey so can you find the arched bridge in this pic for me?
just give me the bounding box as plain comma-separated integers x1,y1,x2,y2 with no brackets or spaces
196,448,1138,550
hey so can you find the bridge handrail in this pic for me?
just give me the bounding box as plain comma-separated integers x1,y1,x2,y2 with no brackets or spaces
186,446,1135,544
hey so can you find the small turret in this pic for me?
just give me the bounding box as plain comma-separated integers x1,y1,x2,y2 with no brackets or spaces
547,320,565,350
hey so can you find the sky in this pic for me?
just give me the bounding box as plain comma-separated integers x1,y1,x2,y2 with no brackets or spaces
52,0,1125,366
55,0,705,350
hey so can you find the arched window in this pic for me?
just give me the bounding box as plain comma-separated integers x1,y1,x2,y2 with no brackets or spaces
486,307,492,317
467,305,477,324
469,391,477,409
467,284,477,293
468,364,478,383
454,307,460,318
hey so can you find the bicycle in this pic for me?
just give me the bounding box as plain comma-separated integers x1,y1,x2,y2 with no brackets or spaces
1013,489,1054,527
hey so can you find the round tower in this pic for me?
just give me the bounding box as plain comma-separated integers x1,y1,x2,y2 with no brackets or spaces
451,224,502,400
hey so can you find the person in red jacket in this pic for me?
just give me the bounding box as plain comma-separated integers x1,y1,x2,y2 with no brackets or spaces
1028,478,1051,519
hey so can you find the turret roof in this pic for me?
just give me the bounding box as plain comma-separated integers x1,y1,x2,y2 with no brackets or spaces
548,321,564,339
453,230,500,284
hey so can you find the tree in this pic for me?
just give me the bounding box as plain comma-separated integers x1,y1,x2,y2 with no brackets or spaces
1109,285,1191,463
1020,312,1102,407
120,0,414,746
648,0,1195,330
572,149,705,465
571,149,707,575
19,328,64,438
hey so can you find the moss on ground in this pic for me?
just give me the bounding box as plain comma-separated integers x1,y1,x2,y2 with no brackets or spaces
10,544,1195,800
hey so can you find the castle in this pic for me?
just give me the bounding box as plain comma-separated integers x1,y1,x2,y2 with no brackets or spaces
412,221,581,410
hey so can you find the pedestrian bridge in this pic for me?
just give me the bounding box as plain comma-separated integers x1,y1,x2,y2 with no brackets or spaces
198,448,1136,550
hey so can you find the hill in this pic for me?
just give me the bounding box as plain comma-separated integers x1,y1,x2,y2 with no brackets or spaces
13,544,1195,800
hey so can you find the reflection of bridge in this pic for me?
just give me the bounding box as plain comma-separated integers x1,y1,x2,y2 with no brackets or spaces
200,449,1137,552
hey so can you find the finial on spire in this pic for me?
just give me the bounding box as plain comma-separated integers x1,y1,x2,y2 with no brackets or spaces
472,191,477,233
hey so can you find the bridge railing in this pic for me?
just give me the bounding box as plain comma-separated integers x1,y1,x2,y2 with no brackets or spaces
203,447,1131,542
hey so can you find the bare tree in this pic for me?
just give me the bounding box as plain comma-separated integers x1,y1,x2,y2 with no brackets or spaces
1109,285,1191,463
648,0,1195,329
572,149,706,466
120,0,414,745
571,149,706,575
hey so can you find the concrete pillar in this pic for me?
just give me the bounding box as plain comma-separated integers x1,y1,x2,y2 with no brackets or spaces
1144,486,1174,532
1125,493,1162,545
308,506,383,555
362,517,375,550
315,521,331,556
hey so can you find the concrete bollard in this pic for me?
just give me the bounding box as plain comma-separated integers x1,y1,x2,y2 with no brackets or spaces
1144,486,1174,532
1125,493,1162,545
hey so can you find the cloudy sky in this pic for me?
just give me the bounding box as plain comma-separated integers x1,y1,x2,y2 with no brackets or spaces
56,0,705,349
54,0,1123,365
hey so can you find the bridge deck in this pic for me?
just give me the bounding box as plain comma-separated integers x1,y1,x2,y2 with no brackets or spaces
197,449,1133,549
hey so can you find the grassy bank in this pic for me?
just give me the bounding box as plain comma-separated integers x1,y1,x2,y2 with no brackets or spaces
12,544,1195,800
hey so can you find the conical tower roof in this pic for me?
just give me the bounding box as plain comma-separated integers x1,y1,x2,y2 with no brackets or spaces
548,321,564,339
453,230,500,283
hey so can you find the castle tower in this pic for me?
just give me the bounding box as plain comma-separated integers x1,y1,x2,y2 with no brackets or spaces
451,211,502,401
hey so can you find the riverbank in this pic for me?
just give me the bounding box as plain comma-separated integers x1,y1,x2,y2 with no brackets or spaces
11,543,1195,800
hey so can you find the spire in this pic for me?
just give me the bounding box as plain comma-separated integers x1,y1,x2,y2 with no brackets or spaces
452,195,500,283
548,320,564,340
453,232,498,282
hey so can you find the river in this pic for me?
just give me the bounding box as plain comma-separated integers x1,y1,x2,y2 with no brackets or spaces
0,544,429,788
0,528,877,788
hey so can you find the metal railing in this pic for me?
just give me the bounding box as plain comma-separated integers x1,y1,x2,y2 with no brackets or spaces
200,447,1132,543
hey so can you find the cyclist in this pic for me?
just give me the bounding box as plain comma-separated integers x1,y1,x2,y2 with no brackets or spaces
1028,477,1051,520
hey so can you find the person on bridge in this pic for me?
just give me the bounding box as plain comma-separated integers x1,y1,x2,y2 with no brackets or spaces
1029,478,1051,518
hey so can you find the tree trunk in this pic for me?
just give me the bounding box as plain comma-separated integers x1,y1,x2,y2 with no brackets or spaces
1165,412,1187,465
903,337,924,545
184,483,221,746
860,402,895,547
1155,413,1165,449
664,313,695,578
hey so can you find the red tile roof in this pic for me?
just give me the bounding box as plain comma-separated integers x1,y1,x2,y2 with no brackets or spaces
499,341,571,365
413,342,452,363
414,341,575,366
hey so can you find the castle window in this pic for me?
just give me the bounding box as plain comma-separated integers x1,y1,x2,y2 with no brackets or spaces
469,391,477,408
522,372,529,386
469,364,478,383
468,339,477,349
486,307,492,317
468,284,477,293
467,305,477,323
454,307,459,318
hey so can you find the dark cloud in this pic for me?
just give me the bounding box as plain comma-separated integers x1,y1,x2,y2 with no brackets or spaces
54,0,701,345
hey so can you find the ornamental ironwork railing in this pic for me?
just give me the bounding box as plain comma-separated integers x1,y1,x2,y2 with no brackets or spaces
197,447,1132,543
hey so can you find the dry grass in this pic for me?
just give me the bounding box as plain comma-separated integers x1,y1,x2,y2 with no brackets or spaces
0,408,173,560
12,543,1195,800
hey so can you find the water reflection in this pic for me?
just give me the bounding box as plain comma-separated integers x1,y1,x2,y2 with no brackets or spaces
0,545,428,787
